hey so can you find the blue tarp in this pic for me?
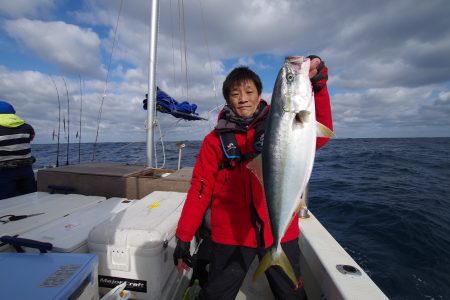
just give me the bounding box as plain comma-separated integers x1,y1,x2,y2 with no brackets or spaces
143,87,206,121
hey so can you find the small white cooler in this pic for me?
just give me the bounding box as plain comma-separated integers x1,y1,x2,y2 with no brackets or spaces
0,193,106,251
17,197,136,253
0,252,99,300
88,191,191,300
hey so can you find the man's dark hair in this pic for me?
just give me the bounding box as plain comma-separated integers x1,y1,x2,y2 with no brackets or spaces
222,66,263,102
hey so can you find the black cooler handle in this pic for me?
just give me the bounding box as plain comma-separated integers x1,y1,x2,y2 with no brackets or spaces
0,235,53,253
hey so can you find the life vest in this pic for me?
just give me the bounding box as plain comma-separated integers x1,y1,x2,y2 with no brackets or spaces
217,120,266,170
0,117,35,167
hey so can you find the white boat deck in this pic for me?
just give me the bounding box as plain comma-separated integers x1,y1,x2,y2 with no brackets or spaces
235,212,388,299
174,211,388,300
1,166,387,299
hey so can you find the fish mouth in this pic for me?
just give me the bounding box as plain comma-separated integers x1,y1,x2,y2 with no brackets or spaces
285,56,305,74
286,56,305,63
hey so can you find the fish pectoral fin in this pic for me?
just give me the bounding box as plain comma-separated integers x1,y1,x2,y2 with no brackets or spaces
295,110,310,123
253,249,298,286
246,154,264,187
316,121,336,138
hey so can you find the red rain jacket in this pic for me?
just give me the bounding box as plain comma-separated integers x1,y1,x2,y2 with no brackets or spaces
176,86,333,248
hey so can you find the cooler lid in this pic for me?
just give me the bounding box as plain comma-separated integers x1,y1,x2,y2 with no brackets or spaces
88,191,186,250
0,193,106,238
0,192,61,215
0,252,98,299
19,198,135,253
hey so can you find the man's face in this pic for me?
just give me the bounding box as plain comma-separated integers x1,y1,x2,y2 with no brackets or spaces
228,80,260,117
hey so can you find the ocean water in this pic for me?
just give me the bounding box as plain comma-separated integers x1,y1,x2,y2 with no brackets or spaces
32,138,450,300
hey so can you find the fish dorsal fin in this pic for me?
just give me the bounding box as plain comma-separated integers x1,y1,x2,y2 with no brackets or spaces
246,154,264,187
296,110,310,123
316,121,336,138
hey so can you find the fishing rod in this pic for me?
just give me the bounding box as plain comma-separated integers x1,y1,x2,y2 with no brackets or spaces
50,77,61,167
78,75,83,164
62,77,70,166
92,0,123,162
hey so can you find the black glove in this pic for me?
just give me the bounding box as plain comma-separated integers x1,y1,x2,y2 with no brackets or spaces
173,239,192,267
307,55,328,93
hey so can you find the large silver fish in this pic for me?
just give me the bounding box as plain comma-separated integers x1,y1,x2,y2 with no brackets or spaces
249,56,334,285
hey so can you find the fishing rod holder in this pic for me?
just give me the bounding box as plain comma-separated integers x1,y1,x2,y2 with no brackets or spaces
176,142,186,170
336,264,362,276
299,185,310,218
299,207,310,219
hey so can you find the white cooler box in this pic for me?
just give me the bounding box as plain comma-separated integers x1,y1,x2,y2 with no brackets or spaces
0,252,99,300
0,192,60,214
0,193,106,252
17,197,136,253
88,191,191,300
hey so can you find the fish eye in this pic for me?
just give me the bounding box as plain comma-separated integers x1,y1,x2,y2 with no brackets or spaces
286,72,294,82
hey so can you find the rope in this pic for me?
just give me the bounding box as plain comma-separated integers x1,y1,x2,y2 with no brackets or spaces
198,0,219,108
177,0,184,99
169,0,178,97
181,0,189,101
175,0,189,101
92,0,124,161
155,119,166,169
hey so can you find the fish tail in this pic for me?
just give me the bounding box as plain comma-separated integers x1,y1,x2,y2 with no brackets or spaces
253,247,298,286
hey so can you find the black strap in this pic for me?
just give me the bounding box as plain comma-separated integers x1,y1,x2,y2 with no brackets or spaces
218,132,241,170
250,201,265,249
218,119,266,170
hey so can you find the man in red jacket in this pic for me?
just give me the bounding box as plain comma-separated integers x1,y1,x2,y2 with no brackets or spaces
174,56,333,299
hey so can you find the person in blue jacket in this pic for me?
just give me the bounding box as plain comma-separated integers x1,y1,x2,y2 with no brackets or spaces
0,100,37,200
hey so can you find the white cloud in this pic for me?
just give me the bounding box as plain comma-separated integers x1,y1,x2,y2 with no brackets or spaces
4,18,105,78
331,85,450,138
0,65,146,144
1,0,450,143
0,0,55,18
438,91,450,102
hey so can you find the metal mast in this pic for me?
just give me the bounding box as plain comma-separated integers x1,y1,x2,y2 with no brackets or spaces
146,0,160,168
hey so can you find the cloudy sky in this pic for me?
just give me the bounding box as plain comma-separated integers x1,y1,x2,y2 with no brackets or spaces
1,0,449,144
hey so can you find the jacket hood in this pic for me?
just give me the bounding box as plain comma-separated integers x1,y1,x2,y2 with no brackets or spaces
0,114,25,128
